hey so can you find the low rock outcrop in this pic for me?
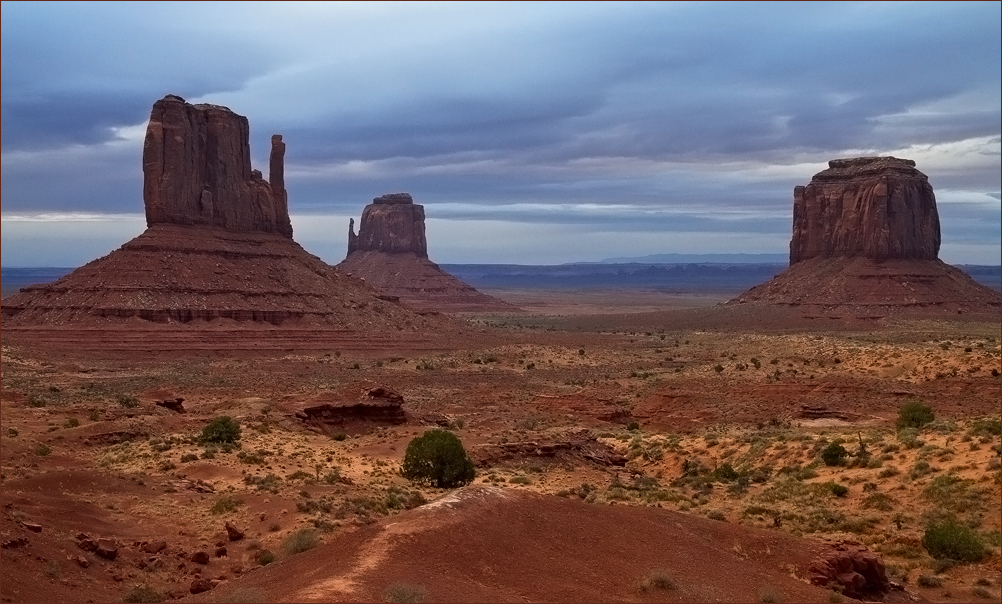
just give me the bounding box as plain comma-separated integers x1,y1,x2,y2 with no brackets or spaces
808,542,892,599
730,157,1000,317
293,386,408,434
340,193,515,313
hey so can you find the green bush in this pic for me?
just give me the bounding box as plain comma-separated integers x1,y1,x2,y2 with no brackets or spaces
897,401,935,430
401,429,475,488
200,416,241,444
922,516,987,562
820,442,848,466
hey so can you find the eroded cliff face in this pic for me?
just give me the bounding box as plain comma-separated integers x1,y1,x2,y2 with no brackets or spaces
347,193,428,257
790,157,940,264
143,95,292,238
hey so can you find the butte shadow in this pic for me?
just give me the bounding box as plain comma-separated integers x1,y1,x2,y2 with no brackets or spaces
729,157,1000,320
1,95,466,355
337,193,517,313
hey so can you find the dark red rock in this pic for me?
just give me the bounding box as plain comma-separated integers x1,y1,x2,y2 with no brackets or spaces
790,157,939,264
20,522,42,533
214,546,227,557
155,398,185,413
75,555,89,568
189,578,213,594
95,539,118,560
140,540,167,554
143,95,292,238
294,386,408,433
224,522,245,541
1,537,29,549
77,537,98,552
190,551,210,564
807,543,890,599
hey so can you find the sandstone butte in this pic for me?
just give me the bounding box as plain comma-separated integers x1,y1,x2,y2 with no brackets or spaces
0,95,455,340
338,193,516,313
730,156,1001,316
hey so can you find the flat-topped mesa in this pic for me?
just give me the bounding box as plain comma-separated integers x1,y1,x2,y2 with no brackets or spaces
790,156,940,264
143,94,293,238
347,193,428,258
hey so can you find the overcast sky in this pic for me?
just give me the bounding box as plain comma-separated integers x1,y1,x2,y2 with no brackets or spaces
2,1,999,266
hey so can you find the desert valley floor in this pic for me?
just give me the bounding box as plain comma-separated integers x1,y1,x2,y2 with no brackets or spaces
2,287,1000,603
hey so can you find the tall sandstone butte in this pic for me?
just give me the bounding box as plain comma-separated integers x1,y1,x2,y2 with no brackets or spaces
340,193,514,312
789,157,940,264
347,193,428,257
731,157,999,316
2,95,457,348
143,94,292,238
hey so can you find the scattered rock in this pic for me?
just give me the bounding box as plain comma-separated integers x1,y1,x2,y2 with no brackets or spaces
19,521,42,533
174,479,215,493
140,540,167,554
76,534,98,552
215,546,227,557
224,522,245,541
83,431,146,446
190,551,210,564
294,386,407,433
471,430,627,468
95,539,119,560
75,555,89,568
155,397,186,413
189,578,213,594
2,537,29,549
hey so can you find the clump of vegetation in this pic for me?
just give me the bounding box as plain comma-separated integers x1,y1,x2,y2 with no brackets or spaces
820,442,848,466
383,583,428,603
922,516,987,562
897,401,935,430
122,585,165,603
200,416,241,444
401,429,475,488
283,528,319,554
210,494,242,515
637,568,676,592
256,549,275,565
34,443,52,456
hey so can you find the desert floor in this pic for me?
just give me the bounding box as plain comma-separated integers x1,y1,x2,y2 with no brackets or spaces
2,288,1000,603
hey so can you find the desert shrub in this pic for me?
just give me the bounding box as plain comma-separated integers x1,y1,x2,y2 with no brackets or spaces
122,585,165,603
180,453,198,463
898,401,935,430
64,417,80,428
824,482,849,497
116,393,140,408
637,568,676,592
256,549,275,565
968,417,1001,437
758,585,782,603
401,429,475,488
283,528,319,554
821,442,848,466
863,492,896,511
200,416,241,444
210,495,241,515
922,516,987,562
383,583,427,603
626,421,641,431
34,443,52,456
917,575,943,588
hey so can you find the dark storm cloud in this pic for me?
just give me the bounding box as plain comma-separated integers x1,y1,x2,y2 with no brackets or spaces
2,2,999,264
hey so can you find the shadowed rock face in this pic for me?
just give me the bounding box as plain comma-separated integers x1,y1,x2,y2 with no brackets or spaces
790,157,940,264
347,193,427,257
143,94,292,238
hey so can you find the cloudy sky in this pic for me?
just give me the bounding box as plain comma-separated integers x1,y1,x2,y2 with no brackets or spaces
2,1,999,266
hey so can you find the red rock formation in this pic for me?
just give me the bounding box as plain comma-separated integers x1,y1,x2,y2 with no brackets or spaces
340,193,515,313
1,96,463,341
790,157,939,263
730,157,1000,317
143,94,292,238
347,193,428,257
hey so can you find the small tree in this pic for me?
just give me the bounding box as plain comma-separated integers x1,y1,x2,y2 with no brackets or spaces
820,442,848,466
200,416,241,444
401,429,475,488
897,400,935,430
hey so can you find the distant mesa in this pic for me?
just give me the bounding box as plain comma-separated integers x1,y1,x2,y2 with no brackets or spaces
339,193,516,313
731,157,1000,316
1,95,449,335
